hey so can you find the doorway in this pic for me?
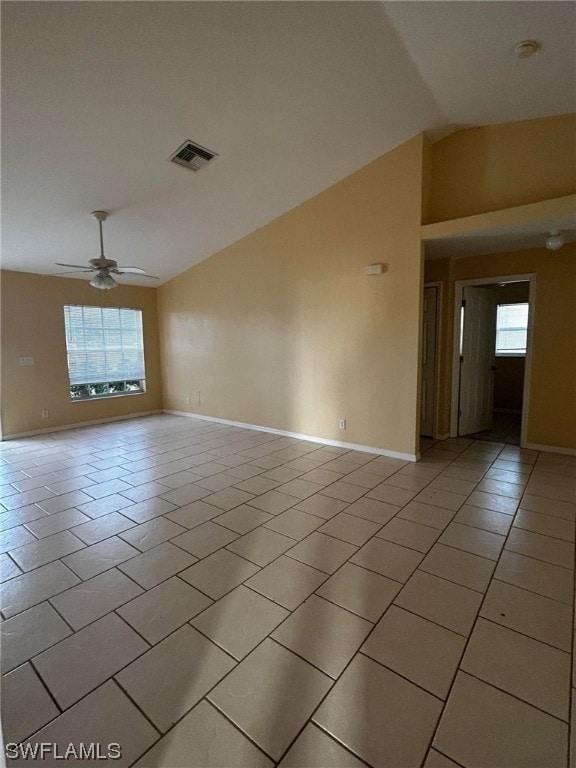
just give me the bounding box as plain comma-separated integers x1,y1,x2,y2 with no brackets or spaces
450,274,535,447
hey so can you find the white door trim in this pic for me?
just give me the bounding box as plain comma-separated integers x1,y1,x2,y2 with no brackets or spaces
450,273,536,448
424,281,442,439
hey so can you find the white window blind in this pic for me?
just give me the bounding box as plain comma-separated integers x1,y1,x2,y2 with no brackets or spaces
63,305,145,385
495,303,529,355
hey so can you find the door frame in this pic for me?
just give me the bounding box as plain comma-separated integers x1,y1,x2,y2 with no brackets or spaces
423,281,442,439
449,273,536,447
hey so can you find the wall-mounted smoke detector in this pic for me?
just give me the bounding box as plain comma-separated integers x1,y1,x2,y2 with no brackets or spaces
169,140,218,171
515,40,541,59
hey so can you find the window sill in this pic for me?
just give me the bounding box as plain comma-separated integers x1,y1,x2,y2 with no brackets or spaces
495,353,526,358
70,391,145,403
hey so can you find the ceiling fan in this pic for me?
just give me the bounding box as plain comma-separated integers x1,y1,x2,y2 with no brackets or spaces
52,211,159,289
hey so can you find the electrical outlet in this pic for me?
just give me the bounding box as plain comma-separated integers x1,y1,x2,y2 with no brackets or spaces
185,397,191,406
41,410,49,419
338,419,346,430
19,356,34,366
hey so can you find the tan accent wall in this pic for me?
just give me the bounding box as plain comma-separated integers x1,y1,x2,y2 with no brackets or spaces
158,136,426,457
0,270,162,437
424,244,576,449
427,114,576,223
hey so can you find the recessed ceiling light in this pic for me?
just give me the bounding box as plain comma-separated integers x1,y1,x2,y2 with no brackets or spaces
515,40,541,59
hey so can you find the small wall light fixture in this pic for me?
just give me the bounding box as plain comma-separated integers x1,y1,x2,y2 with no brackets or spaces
545,230,565,251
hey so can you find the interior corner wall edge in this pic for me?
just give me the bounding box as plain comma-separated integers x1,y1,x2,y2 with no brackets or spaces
0,271,163,437
158,134,426,458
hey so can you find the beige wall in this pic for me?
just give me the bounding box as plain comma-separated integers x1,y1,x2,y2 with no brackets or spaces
427,114,576,223
424,244,576,449
158,136,426,458
0,270,162,436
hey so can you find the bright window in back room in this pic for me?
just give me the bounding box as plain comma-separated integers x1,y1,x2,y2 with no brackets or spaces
63,305,146,399
495,302,529,356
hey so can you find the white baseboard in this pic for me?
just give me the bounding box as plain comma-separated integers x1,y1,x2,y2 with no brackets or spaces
524,442,576,456
164,410,419,462
1,410,164,441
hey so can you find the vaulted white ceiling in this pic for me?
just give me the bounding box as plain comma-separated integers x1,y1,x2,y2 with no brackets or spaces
2,1,574,284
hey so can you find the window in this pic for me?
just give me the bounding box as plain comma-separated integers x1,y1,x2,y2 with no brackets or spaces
495,303,529,356
63,305,146,400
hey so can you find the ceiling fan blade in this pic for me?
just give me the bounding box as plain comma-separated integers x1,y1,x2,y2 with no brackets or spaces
113,266,148,274
55,262,95,270
51,270,94,275
115,271,159,280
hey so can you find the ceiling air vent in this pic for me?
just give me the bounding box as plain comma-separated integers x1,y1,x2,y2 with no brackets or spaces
169,140,217,171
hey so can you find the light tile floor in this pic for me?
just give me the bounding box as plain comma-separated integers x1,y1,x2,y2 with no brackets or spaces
0,414,574,767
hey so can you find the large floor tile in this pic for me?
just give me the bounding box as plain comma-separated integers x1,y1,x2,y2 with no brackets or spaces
132,700,272,768
398,501,456,530
246,555,327,610
351,537,424,583
215,504,274,534
0,560,80,618
71,511,136,545
395,570,482,636
453,504,513,535
519,493,576,521
286,531,357,574
165,499,224,528
61,536,139,579
191,585,288,659
439,522,505,561
28,681,158,768
318,512,381,546
118,541,197,588
0,552,22,582
462,618,570,720
434,672,568,768
273,594,372,678
316,562,401,622
419,543,495,593
24,508,90,539
117,516,185,551
1,662,60,744
33,612,148,708
413,488,467,512
466,490,519,514
495,549,573,604
377,517,441,553
171,520,238,558
264,508,324,540
362,605,465,699
505,527,574,568
278,723,366,768
480,579,572,651
1,600,71,673
514,508,575,542
227,527,295,566
294,494,349,520
117,575,212,643
180,548,260,599
51,568,143,630
117,624,235,732
246,490,297,514
343,496,399,525
314,654,442,768
209,639,332,760
9,529,85,572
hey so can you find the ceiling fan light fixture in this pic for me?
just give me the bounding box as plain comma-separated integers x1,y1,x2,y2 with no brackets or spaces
545,230,565,251
90,271,117,290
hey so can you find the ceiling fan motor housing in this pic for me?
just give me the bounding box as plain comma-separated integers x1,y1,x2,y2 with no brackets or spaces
89,257,117,270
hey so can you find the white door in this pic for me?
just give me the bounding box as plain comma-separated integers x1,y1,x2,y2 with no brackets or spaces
420,286,438,437
459,285,497,435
